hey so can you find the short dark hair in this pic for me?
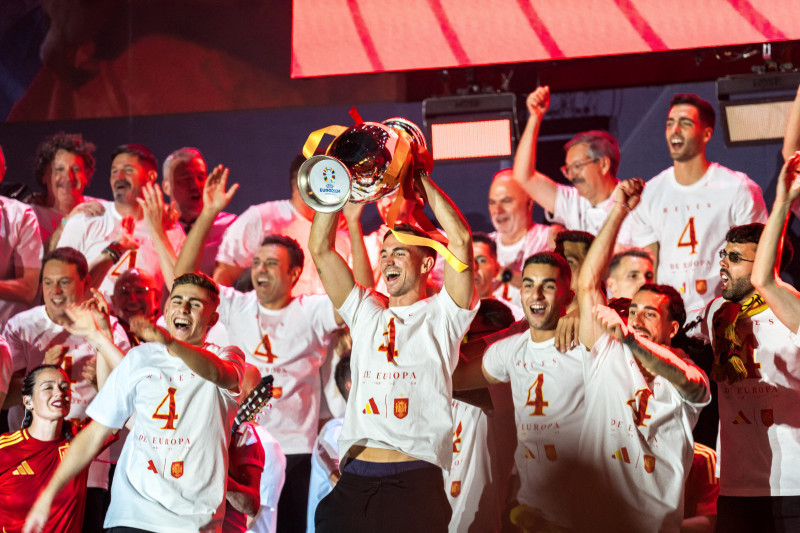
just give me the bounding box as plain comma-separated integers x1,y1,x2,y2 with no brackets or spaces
607,248,654,278
726,222,793,273
554,230,595,256
172,272,220,307
472,232,497,259
522,251,572,288
474,298,515,332
289,153,306,188
334,353,351,401
670,94,716,130
260,234,305,271
637,282,686,328
111,144,158,173
43,247,89,279
564,130,621,178
34,132,96,188
383,223,437,261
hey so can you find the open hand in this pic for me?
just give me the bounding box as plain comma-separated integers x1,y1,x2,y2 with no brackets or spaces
203,165,239,215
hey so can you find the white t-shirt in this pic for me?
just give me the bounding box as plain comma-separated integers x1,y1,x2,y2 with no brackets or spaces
30,196,112,245
57,204,186,300
631,163,767,311
306,416,342,533
86,341,244,533
483,333,587,528
215,200,351,297
336,285,478,471
577,334,710,533
490,224,552,308
248,425,286,533
689,297,800,496
216,286,341,454
0,196,43,331
189,211,236,277
549,184,639,248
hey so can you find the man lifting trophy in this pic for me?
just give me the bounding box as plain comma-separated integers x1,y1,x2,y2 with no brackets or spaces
307,112,478,533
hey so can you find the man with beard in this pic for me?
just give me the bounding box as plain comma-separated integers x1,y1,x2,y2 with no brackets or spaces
686,153,800,532
452,251,585,531
58,144,186,300
629,94,766,312
575,178,710,532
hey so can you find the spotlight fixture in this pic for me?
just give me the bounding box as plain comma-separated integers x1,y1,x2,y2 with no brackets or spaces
717,71,800,147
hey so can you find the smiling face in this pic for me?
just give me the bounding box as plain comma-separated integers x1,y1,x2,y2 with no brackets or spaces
665,104,711,163
110,153,153,207
112,270,161,323
520,262,571,334
627,290,679,346
720,241,757,303
380,232,432,304
488,175,532,242
42,259,88,324
563,142,606,201
164,156,206,222
46,149,88,211
24,367,71,424
250,244,299,309
164,283,218,346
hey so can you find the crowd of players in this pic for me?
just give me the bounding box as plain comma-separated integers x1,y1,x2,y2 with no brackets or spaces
1,85,800,533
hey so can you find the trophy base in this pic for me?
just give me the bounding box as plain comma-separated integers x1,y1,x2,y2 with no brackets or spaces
297,155,352,213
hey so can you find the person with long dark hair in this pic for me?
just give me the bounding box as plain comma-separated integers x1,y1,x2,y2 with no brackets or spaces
0,365,88,532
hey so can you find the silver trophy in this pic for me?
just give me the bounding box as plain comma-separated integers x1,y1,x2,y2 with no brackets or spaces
297,118,424,213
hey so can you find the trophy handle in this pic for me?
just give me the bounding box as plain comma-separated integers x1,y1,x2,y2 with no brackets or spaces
296,155,352,213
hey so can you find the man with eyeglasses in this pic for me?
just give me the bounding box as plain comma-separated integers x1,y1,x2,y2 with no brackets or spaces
629,94,767,312
685,217,797,532
512,86,640,249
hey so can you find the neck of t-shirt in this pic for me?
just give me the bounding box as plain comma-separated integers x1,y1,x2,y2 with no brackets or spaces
673,156,710,186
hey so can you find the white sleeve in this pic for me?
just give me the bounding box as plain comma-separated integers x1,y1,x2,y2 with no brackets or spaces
481,340,511,383
216,205,267,268
307,295,342,342
86,350,137,429
549,185,578,227
13,205,43,269
57,214,108,262
0,336,11,395
217,345,246,395
733,176,768,225
629,194,659,247
3,316,30,373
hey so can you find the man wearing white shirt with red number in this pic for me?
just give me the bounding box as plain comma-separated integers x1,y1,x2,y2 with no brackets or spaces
575,178,710,532
58,144,186,300
25,272,245,533
630,94,766,312
213,154,351,295
309,151,478,532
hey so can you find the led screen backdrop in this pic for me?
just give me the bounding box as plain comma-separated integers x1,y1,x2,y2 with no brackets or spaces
291,0,799,77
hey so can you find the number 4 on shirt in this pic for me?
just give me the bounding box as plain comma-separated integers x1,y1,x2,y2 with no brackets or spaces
152,387,179,430
677,217,698,255
110,250,138,277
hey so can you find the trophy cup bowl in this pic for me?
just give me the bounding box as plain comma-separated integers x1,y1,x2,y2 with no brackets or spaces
297,121,412,212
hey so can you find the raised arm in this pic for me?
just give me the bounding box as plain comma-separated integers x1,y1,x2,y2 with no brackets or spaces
512,86,559,213
342,202,374,289
139,183,178,290
593,304,709,403
174,166,239,288
578,179,643,349
131,317,240,390
751,152,800,333
309,210,356,309
417,171,475,309
783,85,800,161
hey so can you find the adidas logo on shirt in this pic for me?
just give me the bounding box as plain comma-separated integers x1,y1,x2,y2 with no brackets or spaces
13,461,34,475
363,398,380,415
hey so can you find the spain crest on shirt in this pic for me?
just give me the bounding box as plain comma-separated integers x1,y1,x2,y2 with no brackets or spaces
696,279,707,295
272,387,283,399
450,481,461,497
171,461,184,478
394,398,409,419
761,409,774,427
643,455,656,474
